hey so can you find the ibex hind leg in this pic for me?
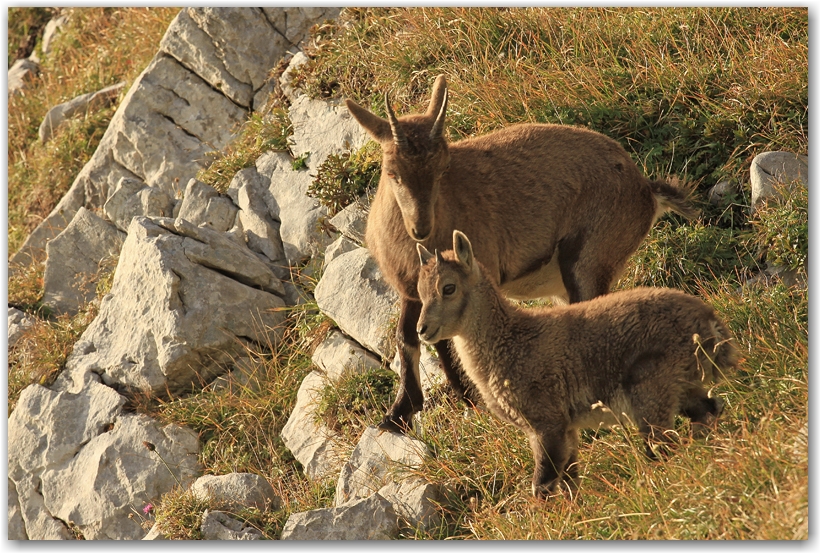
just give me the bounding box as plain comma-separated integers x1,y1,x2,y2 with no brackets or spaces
379,299,425,434
557,232,616,303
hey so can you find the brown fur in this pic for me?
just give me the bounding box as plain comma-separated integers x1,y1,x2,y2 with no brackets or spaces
346,75,698,433
416,231,739,499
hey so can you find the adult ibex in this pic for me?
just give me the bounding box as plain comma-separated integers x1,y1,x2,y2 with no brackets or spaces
417,230,738,498
345,75,697,433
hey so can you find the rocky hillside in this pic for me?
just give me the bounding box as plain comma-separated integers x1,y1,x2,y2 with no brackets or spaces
7,7,808,540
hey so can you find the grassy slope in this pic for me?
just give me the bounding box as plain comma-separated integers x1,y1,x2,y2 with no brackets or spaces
290,7,809,540
6,7,807,540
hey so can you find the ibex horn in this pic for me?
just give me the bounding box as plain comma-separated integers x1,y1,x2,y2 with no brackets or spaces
435,249,443,266
385,92,409,151
429,88,448,142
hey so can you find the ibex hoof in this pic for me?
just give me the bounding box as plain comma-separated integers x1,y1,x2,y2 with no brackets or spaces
377,413,412,434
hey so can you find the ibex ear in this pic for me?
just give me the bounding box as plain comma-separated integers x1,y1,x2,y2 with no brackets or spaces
417,243,435,267
453,230,474,270
345,99,393,143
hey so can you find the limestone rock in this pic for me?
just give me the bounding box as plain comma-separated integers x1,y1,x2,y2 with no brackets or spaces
42,207,125,316
7,378,196,540
335,426,428,507
750,151,808,211
200,510,263,540
329,197,369,246
8,478,28,540
166,217,285,296
256,151,336,265
280,493,399,540
191,473,280,512
9,58,39,96
12,473,71,540
279,51,309,102
10,8,342,266
176,178,238,232
41,413,200,540
288,95,370,175
262,7,342,44
323,235,359,268
160,8,313,108
59,216,286,396
312,329,383,382
103,177,176,232
39,82,125,143
227,167,287,276
8,307,36,350
113,54,248,197
378,477,442,531
37,13,68,60
8,380,124,484
314,247,400,359
280,371,347,481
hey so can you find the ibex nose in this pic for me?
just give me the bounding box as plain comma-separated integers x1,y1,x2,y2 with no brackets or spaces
411,228,429,242
417,323,428,336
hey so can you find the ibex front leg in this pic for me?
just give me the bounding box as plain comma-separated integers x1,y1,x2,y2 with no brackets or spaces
379,298,425,433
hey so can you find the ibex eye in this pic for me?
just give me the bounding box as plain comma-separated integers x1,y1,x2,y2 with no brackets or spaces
443,284,456,296
386,171,396,179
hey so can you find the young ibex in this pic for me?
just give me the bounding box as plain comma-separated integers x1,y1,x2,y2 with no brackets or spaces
346,75,697,433
416,230,738,498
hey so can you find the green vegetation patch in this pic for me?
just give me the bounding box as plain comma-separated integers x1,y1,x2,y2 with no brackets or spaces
307,141,381,215
750,183,808,272
315,365,397,441
197,108,294,193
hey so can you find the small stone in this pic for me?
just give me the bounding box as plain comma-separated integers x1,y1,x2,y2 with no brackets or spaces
200,510,263,540
191,473,281,512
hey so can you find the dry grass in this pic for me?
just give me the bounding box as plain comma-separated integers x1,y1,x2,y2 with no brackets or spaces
6,7,807,540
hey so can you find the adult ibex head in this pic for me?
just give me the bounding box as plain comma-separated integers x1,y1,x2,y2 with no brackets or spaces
345,75,450,242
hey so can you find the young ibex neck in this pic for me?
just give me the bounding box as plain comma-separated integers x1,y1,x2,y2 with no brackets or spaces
452,270,515,378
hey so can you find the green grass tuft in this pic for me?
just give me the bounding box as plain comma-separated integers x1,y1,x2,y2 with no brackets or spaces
307,141,381,215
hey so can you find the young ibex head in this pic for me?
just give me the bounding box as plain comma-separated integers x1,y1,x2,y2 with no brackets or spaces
416,230,479,344
346,75,451,242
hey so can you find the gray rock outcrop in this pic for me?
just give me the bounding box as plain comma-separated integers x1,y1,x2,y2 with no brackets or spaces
280,370,347,482
42,207,125,316
323,235,359,267
280,493,399,540
329,197,369,246
256,150,334,266
103,177,176,232
288,95,370,172
58,216,286,396
12,7,338,268
176,178,238,232
226,167,288,277
335,426,429,507
314,247,400,359
8,377,201,540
